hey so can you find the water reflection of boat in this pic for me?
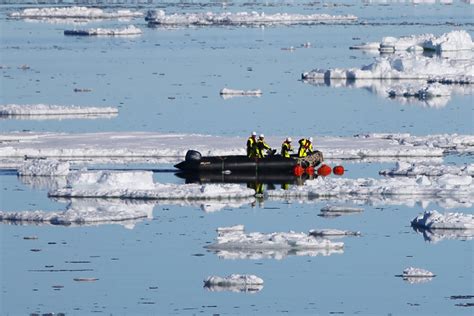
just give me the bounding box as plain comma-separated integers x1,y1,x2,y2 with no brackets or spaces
175,171,310,185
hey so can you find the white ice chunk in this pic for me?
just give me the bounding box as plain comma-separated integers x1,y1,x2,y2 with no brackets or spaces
50,170,255,200
64,25,142,36
204,274,264,293
206,226,344,255
380,162,474,177
320,205,364,213
146,10,357,26
309,229,361,237
18,159,70,176
411,210,474,230
0,199,153,228
219,88,262,98
0,104,118,116
10,7,143,19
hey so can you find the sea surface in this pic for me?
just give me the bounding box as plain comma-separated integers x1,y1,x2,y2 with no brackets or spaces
0,0,473,315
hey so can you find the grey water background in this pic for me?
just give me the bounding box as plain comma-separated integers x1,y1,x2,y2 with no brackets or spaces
0,0,473,315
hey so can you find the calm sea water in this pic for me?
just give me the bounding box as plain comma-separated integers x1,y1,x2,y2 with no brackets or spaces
0,1,473,315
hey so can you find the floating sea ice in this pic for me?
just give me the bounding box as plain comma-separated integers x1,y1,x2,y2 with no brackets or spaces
204,274,263,293
0,198,154,228
146,10,357,26
206,225,344,258
9,7,143,19
309,229,361,237
64,25,142,36
320,205,364,213
413,225,474,243
350,30,473,53
18,159,70,176
411,210,474,230
49,170,256,200
0,104,118,116
380,162,474,177
219,88,262,98
401,267,435,284
302,52,474,81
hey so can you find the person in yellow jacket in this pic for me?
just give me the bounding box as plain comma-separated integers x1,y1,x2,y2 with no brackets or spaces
281,137,293,158
246,131,258,157
298,137,314,157
256,134,272,158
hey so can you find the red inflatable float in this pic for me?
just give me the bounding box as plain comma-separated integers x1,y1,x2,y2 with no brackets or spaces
317,164,332,177
333,165,345,176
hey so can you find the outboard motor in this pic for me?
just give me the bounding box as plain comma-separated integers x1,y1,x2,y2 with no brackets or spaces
185,150,202,162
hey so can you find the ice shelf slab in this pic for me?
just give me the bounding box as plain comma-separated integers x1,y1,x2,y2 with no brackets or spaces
204,274,263,293
380,162,474,177
9,7,143,19
0,132,452,165
146,10,357,26
64,25,142,36
350,30,473,53
0,199,153,229
411,210,474,230
18,159,70,176
49,170,256,200
0,104,118,117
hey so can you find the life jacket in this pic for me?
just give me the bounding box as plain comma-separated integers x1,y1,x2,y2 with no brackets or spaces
281,141,292,158
256,139,271,158
247,136,257,157
298,138,313,157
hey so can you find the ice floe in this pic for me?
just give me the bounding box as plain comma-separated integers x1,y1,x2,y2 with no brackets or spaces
411,210,474,230
309,229,361,237
49,170,255,200
64,25,142,36
204,274,263,293
380,161,474,177
18,159,70,176
9,7,143,19
0,132,452,166
0,199,154,229
219,88,262,99
0,104,118,118
266,175,473,200
205,225,344,259
302,52,473,82
350,30,473,53
146,10,357,26
399,267,435,284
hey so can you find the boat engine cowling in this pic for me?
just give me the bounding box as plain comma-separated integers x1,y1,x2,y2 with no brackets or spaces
185,150,202,162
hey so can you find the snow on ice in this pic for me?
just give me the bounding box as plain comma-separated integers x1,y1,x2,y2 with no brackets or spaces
18,159,70,176
204,274,264,293
145,10,357,26
380,161,474,177
0,198,153,229
0,104,118,117
9,7,143,19
64,25,142,36
49,170,255,200
350,30,473,53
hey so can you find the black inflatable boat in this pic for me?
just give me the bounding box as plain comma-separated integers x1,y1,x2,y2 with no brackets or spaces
174,150,323,173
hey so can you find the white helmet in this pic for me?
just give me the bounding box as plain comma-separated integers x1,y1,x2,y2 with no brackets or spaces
286,137,292,142
259,134,265,138
252,131,257,136
309,137,313,142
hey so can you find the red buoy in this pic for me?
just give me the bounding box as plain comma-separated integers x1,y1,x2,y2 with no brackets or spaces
317,164,331,177
305,166,315,175
333,165,345,176
293,165,305,176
